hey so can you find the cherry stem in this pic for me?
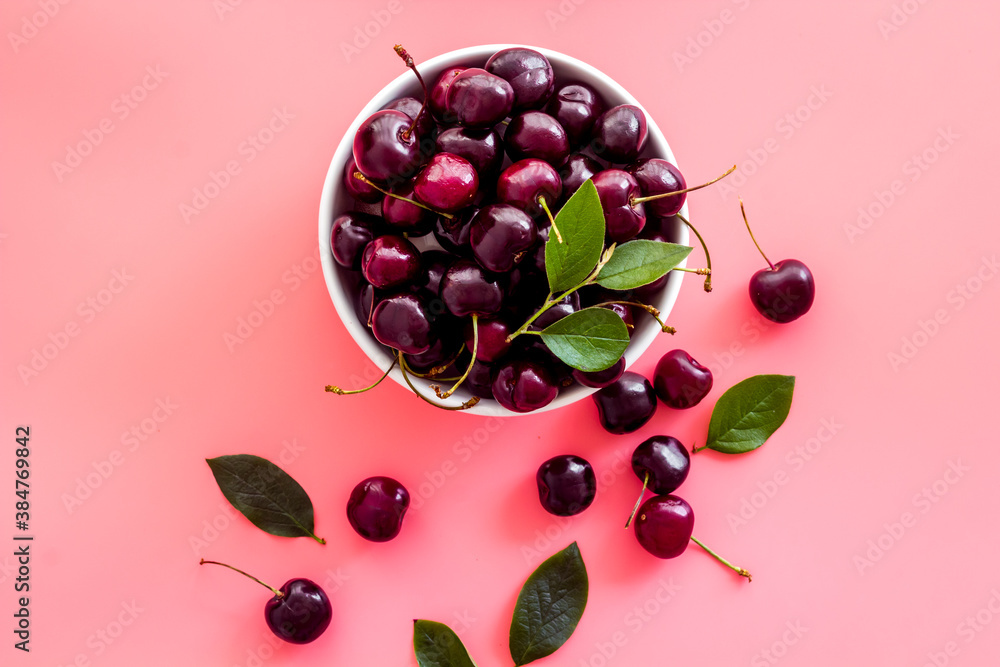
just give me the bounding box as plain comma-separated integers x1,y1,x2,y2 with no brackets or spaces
393,45,429,143
433,314,478,399
624,471,649,529
399,355,480,410
538,196,563,243
672,267,711,275
199,559,283,598
594,300,673,333
692,442,706,454
630,165,737,206
739,197,774,270
326,353,398,395
689,537,752,582
353,172,454,220
676,213,713,292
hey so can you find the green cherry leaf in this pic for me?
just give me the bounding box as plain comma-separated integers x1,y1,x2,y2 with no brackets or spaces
413,620,478,667
595,239,692,290
206,455,325,544
704,375,796,454
509,542,589,666
545,179,605,293
540,307,629,372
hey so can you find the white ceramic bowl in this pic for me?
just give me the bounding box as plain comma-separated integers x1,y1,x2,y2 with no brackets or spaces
319,44,689,416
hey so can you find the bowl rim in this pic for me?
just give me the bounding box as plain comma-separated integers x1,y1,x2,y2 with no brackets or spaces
319,43,689,417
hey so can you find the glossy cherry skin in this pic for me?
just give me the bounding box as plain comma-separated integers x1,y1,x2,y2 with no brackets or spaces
370,292,435,355
413,153,479,213
497,159,562,219
593,371,657,434
632,436,690,495
547,83,604,146
531,292,580,330
592,169,646,242
465,317,512,362
627,158,686,218
439,260,503,317
405,324,463,373
331,212,378,269
436,127,504,180
346,476,410,542
353,109,423,182
653,349,713,409
466,359,497,398
505,111,570,167
536,455,597,516
381,96,434,140
344,158,384,204
434,206,477,256
592,104,648,164
559,153,602,203
429,67,465,122
485,47,555,110
491,358,559,413
572,356,625,388
264,578,332,644
749,259,815,323
382,182,435,236
446,68,514,129
634,495,693,559
416,250,454,296
470,203,538,273
361,235,421,289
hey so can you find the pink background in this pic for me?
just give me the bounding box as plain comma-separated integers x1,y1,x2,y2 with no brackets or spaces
3,1,999,665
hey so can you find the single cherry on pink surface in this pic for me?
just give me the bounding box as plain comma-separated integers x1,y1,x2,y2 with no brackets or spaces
199,560,332,644
446,68,514,128
653,349,713,409
485,47,555,110
741,198,815,323
346,476,410,542
413,153,479,213
536,454,597,516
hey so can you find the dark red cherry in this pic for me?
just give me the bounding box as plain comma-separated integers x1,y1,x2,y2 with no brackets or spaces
361,235,421,289
381,182,435,236
592,371,657,434
331,212,379,269
627,158,686,217
547,83,604,146
370,292,436,355
485,47,555,110
639,215,681,244
559,153,602,203
353,109,424,183
264,579,332,644
465,317,512,362
346,476,410,542
405,324,463,374
439,260,503,317
416,250,454,296
466,359,497,399
435,127,504,180
381,96,434,140
446,68,514,129
602,303,635,335
434,206,477,256
633,495,693,559
536,454,597,516
592,104,648,164
591,169,645,242
429,67,465,122
470,203,538,273
413,153,479,213
572,356,625,388
531,292,580,330
653,349,713,409
632,436,690,495
497,158,562,219
491,358,559,413
344,158,384,204
750,260,815,323
505,111,570,167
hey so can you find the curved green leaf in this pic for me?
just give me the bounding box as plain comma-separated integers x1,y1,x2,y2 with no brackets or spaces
540,307,629,372
595,239,692,290
545,180,605,293
706,375,796,454
206,455,325,544
414,620,478,667
509,542,589,666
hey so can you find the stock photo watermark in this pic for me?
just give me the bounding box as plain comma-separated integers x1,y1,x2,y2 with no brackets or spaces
919,589,1000,667
672,0,754,72
340,0,405,62
877,0,932,39
409,417,505,511
750,620,808,667
54,600,144,666
853,459,969,575
7,0,72,53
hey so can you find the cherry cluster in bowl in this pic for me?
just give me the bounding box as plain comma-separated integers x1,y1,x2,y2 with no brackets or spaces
330,45,714,413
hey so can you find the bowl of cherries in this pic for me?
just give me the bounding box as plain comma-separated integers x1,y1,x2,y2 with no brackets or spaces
320,44,720,415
